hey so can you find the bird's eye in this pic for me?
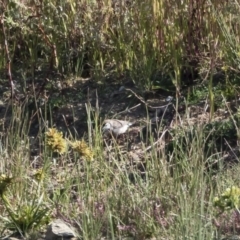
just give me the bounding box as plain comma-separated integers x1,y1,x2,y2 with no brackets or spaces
102,123,109,129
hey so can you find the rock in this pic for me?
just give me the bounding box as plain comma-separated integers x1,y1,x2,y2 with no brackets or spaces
45,219,77,240
222,235,240,240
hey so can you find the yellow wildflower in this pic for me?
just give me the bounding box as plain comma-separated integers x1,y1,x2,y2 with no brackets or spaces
221,65,228,71
213,186,240,211
45,128,67,154
32,168,45,182
71,140,93,161
0,174,13,195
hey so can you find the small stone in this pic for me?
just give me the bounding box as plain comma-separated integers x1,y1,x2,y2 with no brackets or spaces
45,219,76,240
222,235,240,240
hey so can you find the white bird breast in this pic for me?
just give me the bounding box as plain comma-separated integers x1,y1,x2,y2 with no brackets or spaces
114,124,130,135
102,121,131,135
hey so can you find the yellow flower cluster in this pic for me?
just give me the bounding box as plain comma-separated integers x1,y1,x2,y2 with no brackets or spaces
45,128,67,154
0,174,13,195
71,140,93,161
33,168,45,182
214,186,240,211
45,128,94,161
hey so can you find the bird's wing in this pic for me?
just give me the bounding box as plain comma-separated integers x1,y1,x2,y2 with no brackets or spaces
109,120,123,129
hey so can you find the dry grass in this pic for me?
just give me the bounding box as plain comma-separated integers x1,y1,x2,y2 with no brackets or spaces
0,0,240,239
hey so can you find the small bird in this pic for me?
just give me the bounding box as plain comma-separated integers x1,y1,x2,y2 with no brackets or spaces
102,119,133,136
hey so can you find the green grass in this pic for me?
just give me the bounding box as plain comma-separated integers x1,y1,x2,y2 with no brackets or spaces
0,101,239,239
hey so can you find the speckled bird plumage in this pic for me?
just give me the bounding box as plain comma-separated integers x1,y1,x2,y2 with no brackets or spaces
102,119,133,136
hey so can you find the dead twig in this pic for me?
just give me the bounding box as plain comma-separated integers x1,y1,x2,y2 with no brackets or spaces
125,88,172,111
113,103,141,118
144,128,169,153
0,12,15,100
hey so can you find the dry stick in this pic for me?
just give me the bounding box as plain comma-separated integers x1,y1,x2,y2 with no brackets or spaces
125,88,172,111
113,103,141,118
37,24,58,69
143,128,169,153
29,1,57,94
224,139,239,162
0,14,15,99
25,11,57,99
114,88,172,118
35,23,58,99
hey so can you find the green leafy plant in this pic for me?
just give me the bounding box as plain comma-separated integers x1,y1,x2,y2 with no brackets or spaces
0,174,51,236
214,186,240,212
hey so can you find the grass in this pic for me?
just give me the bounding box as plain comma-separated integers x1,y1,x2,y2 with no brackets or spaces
0,101,239,239
1,0,240,239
